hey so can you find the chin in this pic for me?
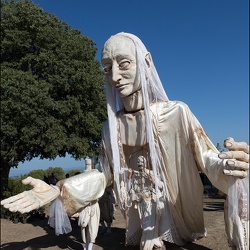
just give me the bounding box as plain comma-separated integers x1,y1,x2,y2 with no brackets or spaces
121,89,140,98
119,92,129,98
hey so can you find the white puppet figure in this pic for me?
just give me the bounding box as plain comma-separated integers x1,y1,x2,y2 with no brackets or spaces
77,159,100,250
49,158,100,250
77,201,100,250
85,158,92,171
1,33,249,250
126,155,164,249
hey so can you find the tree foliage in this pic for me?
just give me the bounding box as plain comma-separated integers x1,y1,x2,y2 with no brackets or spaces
4,178,31,198
26,169,46,180
44,167,65,181
0,0,107,197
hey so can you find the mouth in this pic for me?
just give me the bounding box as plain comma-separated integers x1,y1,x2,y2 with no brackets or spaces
115,83,128,90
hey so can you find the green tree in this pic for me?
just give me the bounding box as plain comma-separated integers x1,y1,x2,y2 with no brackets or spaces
6,178,31,197
27,169,46,180
45,167,65,181
0,0,107,198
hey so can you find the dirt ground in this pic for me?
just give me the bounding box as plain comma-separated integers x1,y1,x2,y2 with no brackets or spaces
0,197,231,250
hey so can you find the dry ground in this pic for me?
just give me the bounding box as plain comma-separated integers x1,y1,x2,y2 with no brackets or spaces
1,197,231,250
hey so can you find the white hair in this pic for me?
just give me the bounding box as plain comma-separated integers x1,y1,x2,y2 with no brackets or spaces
104,32,169,209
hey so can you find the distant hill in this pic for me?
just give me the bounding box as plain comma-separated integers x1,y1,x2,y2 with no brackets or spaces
9,165,84,178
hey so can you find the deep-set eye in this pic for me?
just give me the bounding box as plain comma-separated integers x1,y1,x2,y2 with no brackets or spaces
103,65,112,74
119,60,131,70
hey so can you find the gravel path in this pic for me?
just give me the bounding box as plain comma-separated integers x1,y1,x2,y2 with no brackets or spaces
0,197,230,250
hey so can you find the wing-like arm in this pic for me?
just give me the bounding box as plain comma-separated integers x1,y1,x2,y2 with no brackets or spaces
1,122,114,217
183,104,228,193
186,105,249,249
56,122,114,216
185,104,248,194
57,169,108,216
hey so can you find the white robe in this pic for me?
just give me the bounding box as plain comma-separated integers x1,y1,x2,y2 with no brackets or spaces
100,102,227,245
60,101,246,248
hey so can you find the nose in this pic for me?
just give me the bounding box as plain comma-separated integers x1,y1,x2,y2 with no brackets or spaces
111,64,122,83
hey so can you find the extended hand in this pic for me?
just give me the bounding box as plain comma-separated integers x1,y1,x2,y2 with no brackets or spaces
1,177,60,213
219,137,249,178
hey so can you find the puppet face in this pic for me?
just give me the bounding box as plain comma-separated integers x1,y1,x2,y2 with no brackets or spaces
101,35,141,98
137,156,146,171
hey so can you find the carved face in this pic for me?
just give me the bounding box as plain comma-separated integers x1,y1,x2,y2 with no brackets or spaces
137,156,146,171
101,36,141,98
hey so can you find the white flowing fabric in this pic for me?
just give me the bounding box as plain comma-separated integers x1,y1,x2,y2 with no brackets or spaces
59,101,248,248
58,169,107,216
105,32,169,211
100,101,229,246
48,195,72,236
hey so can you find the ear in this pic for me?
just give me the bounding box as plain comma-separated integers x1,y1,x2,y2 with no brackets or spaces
145,53,152,68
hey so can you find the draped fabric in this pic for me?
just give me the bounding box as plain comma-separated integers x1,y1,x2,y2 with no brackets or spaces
48,195,72,236
100,100,229,245
58,169,107,216
60,101,249,248
105,32,169,210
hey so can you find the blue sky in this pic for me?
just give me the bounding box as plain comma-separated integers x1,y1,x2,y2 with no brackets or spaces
10,0,249,177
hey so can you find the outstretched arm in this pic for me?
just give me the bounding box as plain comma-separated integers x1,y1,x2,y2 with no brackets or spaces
219,137,249,178
1,177,60,213
56,169,108,216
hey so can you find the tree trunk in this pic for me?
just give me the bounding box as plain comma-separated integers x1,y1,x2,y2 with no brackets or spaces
0,158,11,199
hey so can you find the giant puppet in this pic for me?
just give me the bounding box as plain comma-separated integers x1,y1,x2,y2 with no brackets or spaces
1,32,249,250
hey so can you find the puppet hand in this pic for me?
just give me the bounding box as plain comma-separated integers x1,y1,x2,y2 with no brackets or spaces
218,137,249,178
0,177,60,213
